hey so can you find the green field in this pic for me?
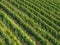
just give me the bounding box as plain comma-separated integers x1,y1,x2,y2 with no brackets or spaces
0,0,60,45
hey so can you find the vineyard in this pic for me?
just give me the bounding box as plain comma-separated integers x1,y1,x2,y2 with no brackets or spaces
0,0,60,45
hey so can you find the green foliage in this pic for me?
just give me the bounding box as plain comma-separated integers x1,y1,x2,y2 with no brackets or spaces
0,0,60,45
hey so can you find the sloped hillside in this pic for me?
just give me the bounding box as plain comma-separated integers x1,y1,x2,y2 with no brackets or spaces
0,0,60,45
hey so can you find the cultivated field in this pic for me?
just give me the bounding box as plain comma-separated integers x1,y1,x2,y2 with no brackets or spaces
0,0,60,45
